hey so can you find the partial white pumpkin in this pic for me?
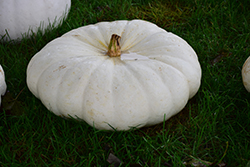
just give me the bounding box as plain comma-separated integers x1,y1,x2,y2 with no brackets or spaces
27,19,202,131
0,0,71,41
242,56,250,92
0,65,7,104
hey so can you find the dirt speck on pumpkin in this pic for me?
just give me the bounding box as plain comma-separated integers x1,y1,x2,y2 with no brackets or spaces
87,109,94,117
53,65,66,72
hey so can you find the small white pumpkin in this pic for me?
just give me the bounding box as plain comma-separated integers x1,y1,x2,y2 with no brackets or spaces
27,20,202,130
242,56,250,92
0,65,7,105
0,0,71,41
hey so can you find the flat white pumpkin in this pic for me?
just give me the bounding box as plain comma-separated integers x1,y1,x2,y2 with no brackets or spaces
27,20,202,130
242,56,250,92
0,0,71,41
0,65,7,105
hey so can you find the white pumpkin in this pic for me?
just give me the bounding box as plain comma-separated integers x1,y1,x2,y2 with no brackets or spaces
0,0,71,41
0,65,7,105
242,56,250,92
27,20,202,130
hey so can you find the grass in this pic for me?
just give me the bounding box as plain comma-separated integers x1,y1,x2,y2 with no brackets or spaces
0,0,250,166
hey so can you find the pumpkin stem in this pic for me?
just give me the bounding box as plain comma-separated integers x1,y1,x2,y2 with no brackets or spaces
107,34,121,57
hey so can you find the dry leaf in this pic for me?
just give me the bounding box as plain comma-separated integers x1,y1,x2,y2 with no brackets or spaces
183,157,227,167
107,153,122,167
183,158,212,167
0,90,25,116
211,52,232,65
246,160,250,167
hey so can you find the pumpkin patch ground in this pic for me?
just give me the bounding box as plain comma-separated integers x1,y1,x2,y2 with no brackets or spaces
0,0,250,166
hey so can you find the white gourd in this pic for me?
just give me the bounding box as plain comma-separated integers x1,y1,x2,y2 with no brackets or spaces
242,56,250,92
27,20,202,131
0,65,7,104
0,0,71,41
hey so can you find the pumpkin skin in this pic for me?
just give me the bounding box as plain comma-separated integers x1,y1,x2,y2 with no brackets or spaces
242,56,250,92
0,65,7,105
0,0,71,41
27,20,202,130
